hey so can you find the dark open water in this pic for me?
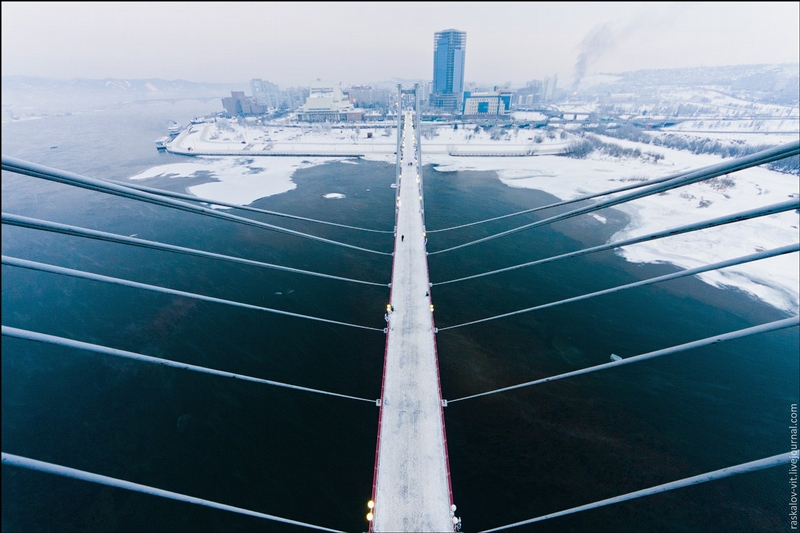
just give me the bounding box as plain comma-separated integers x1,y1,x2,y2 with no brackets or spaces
2,101,798,532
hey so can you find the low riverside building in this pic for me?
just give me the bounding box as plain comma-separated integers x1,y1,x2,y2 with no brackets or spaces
461,90,513,117
297,81,363,122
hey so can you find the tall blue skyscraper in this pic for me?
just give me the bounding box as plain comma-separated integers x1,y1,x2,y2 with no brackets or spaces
431,29,466,111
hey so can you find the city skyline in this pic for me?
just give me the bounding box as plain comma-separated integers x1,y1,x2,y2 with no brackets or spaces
2,2,799,89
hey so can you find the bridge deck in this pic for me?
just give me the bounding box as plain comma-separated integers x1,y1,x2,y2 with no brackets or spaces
372,112,453,532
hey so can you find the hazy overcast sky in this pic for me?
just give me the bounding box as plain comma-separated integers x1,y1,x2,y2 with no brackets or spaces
2,2,798,88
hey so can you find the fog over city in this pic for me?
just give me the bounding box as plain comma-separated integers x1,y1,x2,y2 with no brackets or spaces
2,2,799,87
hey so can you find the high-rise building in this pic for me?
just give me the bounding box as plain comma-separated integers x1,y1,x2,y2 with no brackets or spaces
250,79,282,109
431,29,466,111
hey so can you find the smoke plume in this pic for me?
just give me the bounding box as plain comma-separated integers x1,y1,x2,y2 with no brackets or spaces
572,23,615,92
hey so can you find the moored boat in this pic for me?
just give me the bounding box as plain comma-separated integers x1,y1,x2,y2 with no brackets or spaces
167,121,182,137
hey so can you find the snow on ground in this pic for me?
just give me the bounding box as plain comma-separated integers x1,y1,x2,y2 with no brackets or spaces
556,101,601,114
588,86,800,120
139,117,799,313
656,116,799,148
128,155,339,205
414,142,799,314
667,117,799,132
650,88,799,117
167,118,574,156
419,124,573,154
657,129,799,145
169,120,398,155
510,111,548,122
374,114,452,530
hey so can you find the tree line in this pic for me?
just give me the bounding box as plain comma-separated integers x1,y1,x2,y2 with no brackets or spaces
561,125,798,174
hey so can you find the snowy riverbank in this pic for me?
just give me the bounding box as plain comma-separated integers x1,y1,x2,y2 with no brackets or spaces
133,119,799,314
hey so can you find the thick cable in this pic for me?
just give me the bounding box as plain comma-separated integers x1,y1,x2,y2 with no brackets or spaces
427,169,697,233
437,243,798,331
1,453,346,533
1,155,391,256
428,140,799,255
2,256,384,332
433,198,800,285
2,326,376,403
113,181,394,233
2,213,388,287
447,316,798,404
478,451,793,532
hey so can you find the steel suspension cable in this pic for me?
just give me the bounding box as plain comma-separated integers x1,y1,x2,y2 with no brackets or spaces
1,155,392,256
437,244,799,331
113,180,394,233
2,256,384,332
433,199,800,285
2,213,389,287
447,316,798,404
477,451,793,532
427,169,697,233
2,326,376,403
427,140,799,255
1,453,346,533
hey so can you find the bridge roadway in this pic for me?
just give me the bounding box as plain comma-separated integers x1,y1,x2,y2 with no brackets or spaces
371,111,454,532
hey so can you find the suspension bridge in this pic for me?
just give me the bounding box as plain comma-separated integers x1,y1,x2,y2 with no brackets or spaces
370,111,454,531
2,89,798,531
